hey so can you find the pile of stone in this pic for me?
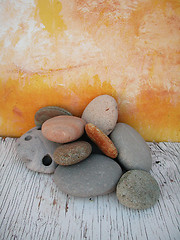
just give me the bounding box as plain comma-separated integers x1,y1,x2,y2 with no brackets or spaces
15,95,160,210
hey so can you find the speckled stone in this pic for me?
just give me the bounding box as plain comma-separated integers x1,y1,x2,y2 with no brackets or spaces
53,141,92,165
116,170,160,210
53,154,122,197
110,123,152,171
15,127,59,173
79,133,103,155
34,106,72,127
82,95,118,135
85,123,118,158
42,116,86,143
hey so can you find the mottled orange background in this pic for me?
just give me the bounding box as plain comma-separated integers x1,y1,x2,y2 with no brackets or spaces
0,0,180,141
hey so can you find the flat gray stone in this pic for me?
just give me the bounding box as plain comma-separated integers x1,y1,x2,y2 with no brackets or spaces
53,154,122,197
15,127,59,173
53,141,92,165
35,106,72,127
116,170,160,210
110,123,152,171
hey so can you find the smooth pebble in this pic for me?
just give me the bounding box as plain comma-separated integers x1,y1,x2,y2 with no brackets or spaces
54,154,122,197
42,116,86,143
15,127,59,173
35,106,72,127
116,170,160,209
110,123,152,171
85,123,118,158
82,95,118,135
53,141,92,165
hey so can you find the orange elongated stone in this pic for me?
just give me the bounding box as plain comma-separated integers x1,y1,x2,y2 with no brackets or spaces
85,123,118,159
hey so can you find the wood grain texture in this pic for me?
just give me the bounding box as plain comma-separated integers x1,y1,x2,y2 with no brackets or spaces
0,138,179,240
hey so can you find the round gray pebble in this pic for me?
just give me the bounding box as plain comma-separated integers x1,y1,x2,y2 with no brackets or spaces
116,170,160,210
110,123,152,171
35,106,72,127
53,154,122,197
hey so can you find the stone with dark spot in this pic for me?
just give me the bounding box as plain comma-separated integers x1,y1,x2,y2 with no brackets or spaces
54,154,122,197
82,95,118,135
35,106,72,127
15,127,59,173
53,141,92,165
116,170,160,209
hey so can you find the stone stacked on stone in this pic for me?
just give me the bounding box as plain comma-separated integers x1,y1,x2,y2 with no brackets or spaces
85,123,118,159
82,95,118,135
35,106,72,127
110,123,152,171
15,95,160,209
41,115,86,143
53,141,92,165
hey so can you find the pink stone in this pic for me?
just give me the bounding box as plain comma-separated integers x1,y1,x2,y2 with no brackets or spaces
42,116,86,143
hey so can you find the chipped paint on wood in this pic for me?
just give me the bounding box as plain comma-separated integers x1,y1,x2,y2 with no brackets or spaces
0,138,179,239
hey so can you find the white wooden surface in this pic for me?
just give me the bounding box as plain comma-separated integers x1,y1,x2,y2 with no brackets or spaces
0,138,179,240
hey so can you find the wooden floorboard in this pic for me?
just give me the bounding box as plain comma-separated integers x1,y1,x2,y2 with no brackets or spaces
0,138,179,240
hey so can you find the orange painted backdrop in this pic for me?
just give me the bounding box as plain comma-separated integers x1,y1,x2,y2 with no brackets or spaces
0,0,180,141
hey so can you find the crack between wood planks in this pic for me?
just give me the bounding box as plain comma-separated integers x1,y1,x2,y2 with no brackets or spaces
65,194,69,215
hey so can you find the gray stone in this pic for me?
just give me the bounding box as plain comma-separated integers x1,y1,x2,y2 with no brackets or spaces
35,106,72,127
53,154,122,197
15,127,59,173
116,170,160,210
82,95,118,135
110,123,152,171
53,141,92,165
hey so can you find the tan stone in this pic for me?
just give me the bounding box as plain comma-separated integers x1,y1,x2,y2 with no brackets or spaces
53,141,92,165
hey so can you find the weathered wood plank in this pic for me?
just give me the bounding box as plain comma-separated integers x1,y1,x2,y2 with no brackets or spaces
0,138,179,240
